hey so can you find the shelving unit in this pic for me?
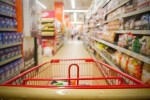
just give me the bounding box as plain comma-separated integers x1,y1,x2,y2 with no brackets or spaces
0,55,22,66
101,0,111,8
0,42,22,49
0,0,23,84
104,6,150,24
0,12,16,18
116,30,150,35
90,37,150,64
0,67,23,84
84,0,150,84
0,28,17,31
105,0,130,15
123,6,150,18
88,43,120,70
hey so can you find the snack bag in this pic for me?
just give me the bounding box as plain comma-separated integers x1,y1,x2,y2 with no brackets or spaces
113,52,123,67
120,54,129,72
127,58,143,80
118,34,128,48
140,36,150,56
141,63,150,84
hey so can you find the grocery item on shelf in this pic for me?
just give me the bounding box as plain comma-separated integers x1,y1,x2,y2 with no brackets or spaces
141,63,150,84
0,17,17,28
136,0,150,10
0,68,4,81
0,2,16,17
106,0,122,13
140,36,150,56
107,20,121,30
42,18,54,22
96,42,106,50
127,57,143,80
120,54,129,72
0,46,21,62
107,6,125,20
42,23,54,27
102,31,116,43
112,51,123,66
125,0,136,13
124,12,150,30
118,33,135,49
0,58,23,82
0,32,22,45
42,32,55,36
132,37,141,53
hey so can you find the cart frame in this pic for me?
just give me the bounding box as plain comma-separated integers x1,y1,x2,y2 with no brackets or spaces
1,58,150,89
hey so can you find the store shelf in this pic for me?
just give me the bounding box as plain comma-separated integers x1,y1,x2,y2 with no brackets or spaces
0,12,16,18
105,0,130,15
0,55,22,66
116,30,150,35
103,16,120,24
89,44,120,70
90,37,150,64
0,28,17,31
104,6,150,24
102,0,111,8
0,67,24,84
123,6,150,18
0,42,22,49
0,0,16,7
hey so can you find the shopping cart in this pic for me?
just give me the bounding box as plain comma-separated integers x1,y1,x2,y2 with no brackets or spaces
1,59,150,89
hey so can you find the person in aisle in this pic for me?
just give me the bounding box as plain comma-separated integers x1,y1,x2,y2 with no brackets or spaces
71,28,76,40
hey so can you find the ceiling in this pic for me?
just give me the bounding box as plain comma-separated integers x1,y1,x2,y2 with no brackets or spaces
38,0,93,23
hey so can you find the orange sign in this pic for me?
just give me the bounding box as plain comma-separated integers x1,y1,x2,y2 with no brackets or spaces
54,2,63,23
64,15,72,28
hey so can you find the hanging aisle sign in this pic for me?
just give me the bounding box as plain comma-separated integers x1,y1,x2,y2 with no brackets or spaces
54,2,63,23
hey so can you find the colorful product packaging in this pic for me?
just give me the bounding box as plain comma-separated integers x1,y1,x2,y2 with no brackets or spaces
0,68,4,81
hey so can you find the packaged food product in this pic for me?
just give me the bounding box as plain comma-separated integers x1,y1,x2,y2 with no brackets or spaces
127,58,143,80
141,63,150,84
0,68,4,81
113,52,123,66
120,54,129,72
141,14,150,30
125,0,136,13
118,34,128,48
140,36,150,56
132,37,141,53
134,20,142,30
136,0,150,10
0,33,2,45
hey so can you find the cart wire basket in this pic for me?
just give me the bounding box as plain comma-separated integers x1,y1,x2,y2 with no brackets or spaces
1,59,150,89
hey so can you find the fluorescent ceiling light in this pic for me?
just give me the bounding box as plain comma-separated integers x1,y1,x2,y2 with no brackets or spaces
71,22,84,24
36,0,47,9
63,10,88,13
74,13,77,22
71,0,75,9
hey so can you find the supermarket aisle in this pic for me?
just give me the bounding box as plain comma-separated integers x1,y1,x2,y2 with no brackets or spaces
53,40,91,59
42,40,91,62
